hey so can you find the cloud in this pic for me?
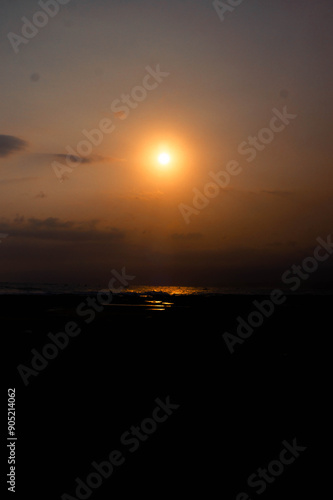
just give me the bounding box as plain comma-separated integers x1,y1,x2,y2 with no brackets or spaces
34,154,125,182
35,191,47,199
89,155,126,164
0,233,9,242
14,215,25,223
124,190,164,201
27,217,74,229
0,176,38,185
44,153,125,165
0,135,28,158
223,188,294,198
52,153,90,165
0,216,124,243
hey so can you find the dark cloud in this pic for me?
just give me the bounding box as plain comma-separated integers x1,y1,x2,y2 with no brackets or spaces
35,191,47,199
48,154,123,164
0,135,28,158
1,217,124,243
14,215,25,223
52,154,90,165
0,233,9,242
27,217,75,229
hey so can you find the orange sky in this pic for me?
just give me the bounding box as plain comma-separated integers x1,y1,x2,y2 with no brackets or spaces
1,0,332,287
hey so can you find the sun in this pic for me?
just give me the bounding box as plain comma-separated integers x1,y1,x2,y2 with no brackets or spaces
158,152,171,165
141,137,187,177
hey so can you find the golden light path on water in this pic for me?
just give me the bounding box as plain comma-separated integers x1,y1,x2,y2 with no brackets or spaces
124,286,215,296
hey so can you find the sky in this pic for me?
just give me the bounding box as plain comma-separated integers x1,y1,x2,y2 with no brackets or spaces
0,0,332,287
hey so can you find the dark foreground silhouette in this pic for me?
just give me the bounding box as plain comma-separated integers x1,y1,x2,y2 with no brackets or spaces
4,292,329,499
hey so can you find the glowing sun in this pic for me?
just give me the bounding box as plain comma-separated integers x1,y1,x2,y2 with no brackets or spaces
158,152,171,165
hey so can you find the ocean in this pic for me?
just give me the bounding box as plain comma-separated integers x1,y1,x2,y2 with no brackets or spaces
0,281,331,296
4,280,327,498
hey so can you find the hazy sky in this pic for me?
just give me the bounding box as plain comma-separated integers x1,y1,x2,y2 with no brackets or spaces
1,0,332,286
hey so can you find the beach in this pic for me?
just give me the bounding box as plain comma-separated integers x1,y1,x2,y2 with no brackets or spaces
4,289,329,498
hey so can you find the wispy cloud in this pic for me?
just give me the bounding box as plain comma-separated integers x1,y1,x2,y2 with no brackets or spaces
51,153,90,164
0,176,39,185
123,190,164,201
39,153,125,165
